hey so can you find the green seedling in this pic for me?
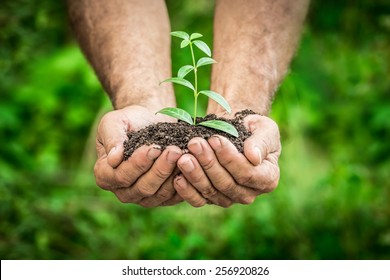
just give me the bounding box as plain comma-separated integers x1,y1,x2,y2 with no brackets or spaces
158,31,238,137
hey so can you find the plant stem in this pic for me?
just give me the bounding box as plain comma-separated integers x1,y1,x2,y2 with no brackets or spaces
189,41,198,125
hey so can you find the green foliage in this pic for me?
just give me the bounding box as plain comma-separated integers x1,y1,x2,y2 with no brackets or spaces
192,40,211,57
160,31,238,137
160,77,195,91
177,65,194,78
198,90,231,113
156,107,193,125
198,120,239,137
1,0,390,260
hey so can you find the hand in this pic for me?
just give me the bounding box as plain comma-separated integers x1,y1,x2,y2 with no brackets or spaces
94,105,184,207
173,114,281,207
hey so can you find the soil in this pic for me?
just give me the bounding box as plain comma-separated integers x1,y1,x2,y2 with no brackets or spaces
123,109,257,160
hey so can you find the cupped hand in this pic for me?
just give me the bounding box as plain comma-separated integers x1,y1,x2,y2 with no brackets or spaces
93,105,184,207
173,114,281,207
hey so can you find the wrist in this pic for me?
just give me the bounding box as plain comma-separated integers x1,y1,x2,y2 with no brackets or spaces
208,79,274,117
111,82,176,112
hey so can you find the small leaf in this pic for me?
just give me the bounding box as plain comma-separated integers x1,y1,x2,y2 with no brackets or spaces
181,39,190,48
178,65,194,78
193,40,211,57
156,108,193,125
199,120,239,137
160,77,195,91
199,90,231,113
196,57,216,68
170,31,190,40
190,33,203,40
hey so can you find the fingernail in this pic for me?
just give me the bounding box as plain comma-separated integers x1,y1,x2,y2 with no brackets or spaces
147,146,161,160
209,136,222,152
188,141,202,155
166,150,181,164
175,175,186,189
181,158,195,172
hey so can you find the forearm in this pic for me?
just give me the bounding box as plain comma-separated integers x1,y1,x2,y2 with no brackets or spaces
210,0,309,115
67,0,175,110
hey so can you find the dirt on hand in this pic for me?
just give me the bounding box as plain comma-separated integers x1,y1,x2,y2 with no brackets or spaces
123,109,257,160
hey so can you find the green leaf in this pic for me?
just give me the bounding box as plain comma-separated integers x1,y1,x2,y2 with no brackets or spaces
196,57,216,68
198,120,239,137
199,90,231,113
181,39,190,48
156,107,193,125
170,31,190,40
193,40,211,57
190,33,203,40
160,77,195,91
178,65,194,78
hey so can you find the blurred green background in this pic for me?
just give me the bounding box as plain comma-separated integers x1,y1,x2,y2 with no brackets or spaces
1,0,390,259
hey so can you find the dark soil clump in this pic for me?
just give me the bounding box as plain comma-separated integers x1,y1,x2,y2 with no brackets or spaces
123,109,257,160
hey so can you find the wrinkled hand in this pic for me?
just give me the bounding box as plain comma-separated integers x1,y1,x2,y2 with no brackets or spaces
173,115,281,207
94,105,184,207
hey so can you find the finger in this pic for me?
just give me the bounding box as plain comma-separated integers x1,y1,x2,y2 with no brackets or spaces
161,192,184,206
97,112,128,168
177,153,232,207
209,135,280,192
138,177,176,207
173,175,207,208
243,115,281,165
253,153,281,192
184,137,258,204
186,138,233,207
208,135,257,185
114,146,180,203
94,145,161,193
135,147,182,207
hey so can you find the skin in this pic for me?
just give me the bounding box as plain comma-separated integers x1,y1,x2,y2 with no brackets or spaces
175,0,309,207
68,0,182,206
67,0,309,207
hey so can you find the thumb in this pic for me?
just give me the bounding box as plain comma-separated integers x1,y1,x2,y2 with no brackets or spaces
107,144,125,168
243,115,280,166
97,113,128,168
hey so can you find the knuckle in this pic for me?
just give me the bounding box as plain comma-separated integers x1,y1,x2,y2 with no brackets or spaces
239,195,256,205
264,175,280,193
138,200,154,208
218,180,237,194
192,198,206,208
200,155,217,171
95,177,109,190
263,166,280,191
136,184,156,197
156,187,174,200
114,170,131,188
133,159,150,174
161,195,182,206
189,172,204,185
236,171,255,186
220,200,233,208
94,164,109,190
201,186,218,198
152,167,171,181
115,192,130,204
218,154,235,167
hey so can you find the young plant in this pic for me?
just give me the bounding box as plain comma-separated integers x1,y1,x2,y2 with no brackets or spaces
157,31,238,137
